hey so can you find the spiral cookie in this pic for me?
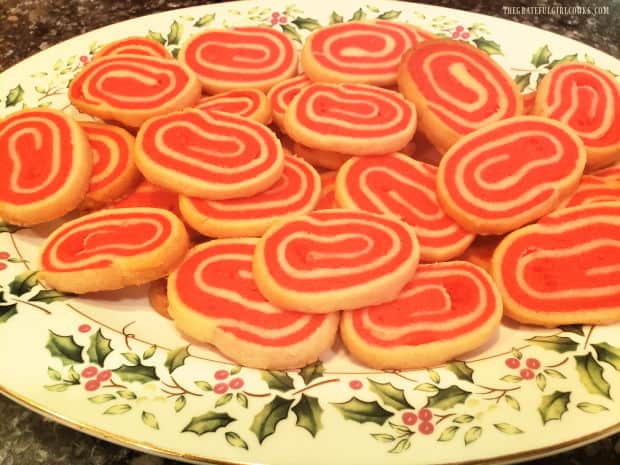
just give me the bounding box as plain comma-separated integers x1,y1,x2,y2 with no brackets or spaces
267,74,312,132
522,91,537,114
556,175,620,209
179,155,320,237
39,207,189,294
80,122,141,209
341,261,502,369
491,201,620,326
111,180,179,212
69,55,201,128
316,171,338,210
135,109,284,199
336,153,474,262
194,88,272,125
253,209,420,313
179,26,298,94
0,109,92,226
534,63,620,170
591,161,620,181
293,142,352,170
301,20,434,87
284,82,416,155
398,39,523,153
168,239,339,369
437,116,586,234
93,36,172,60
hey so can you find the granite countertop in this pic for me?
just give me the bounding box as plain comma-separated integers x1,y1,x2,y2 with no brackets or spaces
0,1,619,465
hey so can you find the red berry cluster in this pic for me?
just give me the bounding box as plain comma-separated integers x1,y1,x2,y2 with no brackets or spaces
79,55,90,65
349,379,363,390
505,356,541,380
81,365,112,391
271,11,288,25
402,408,434,434
0,251,10,271
213,369,244,394
451,25,470,40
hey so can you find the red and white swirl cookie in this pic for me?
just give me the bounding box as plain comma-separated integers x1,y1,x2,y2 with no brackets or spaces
336,153,475,262
293,142,353,170
301,20,434,87
267,74,312,132
341,261,502,369
80,122,141,209
0,109,92,226
168,239,339,369
316,171,338,210
437,116,586,234
135,109,284,199
253,209,420,313
557,175,620,209
591,161,620,181
534,63,620,170
492,201,620,326
111,180,179,212
284,82,416,155
398,39,523,153
69,55,201,128
39,207,190,294
179,155,320,237
179,27,298,94
522,91,537,114
93,36,172,60
194,88,272,125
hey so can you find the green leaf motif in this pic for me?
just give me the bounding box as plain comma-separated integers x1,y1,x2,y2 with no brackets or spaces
292,17,321,31
122,352,140,365
113,363,159,384
368,379,413,410
44,383,70,392
511,347,523,360
592,342,620,371
280,24,302,43
505,394,521,411
142,411,159,430
559,325,584,336
538,390,570,424
45,331,84,366
117,389,137,400
527,335,578,353
88,394,116,404
575,353,611,398
104,404,132,415
377,10,401,20
171,48,180,59
194,13,216,27
250,395,294,444
8,271,39,296
350,8,366,21
87,329,113,366
473,37,502,56
183,411,235,435
388,421,410,433
292,394,323,437
544,368,567,379
167,21,183,46
195,380,212,392
548,53,578,69
515,73,531,92
425,385,471,410
230,365,241,375
494,423,524,434
577,402,608,413
366,5,380,13
372,433,396,443
329,11,343,24
438,425,459,441
30,289,73,304
175,395,187,413
47,367,62,381
261,370,295,392
299,360,324,385
389,438,411,454
5,85,24,107
216,393,233,407
427,368,440,383
66,366,80,384
331,397,392,425
0,221,22,234
143,344,157,360
445,360,474,383
236,392,248,408
225,431,248,450
453,414,474,424
164,345,190,374
464,426,482,445
531,45,552,67
415,383,439,393
0,299,17,324
147,30,166,45
536,373,547,392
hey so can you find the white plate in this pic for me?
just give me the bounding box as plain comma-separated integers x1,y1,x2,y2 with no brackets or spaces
1,1,619,464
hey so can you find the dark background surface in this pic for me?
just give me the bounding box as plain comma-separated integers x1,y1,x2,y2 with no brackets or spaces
0,1,619,464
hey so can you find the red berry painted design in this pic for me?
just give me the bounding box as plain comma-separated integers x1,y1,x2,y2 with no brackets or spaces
419,421,434,435
349,380,363,390
214,382,229,394
229,377,244,390
279,16,288,24
214,369,229,380
81,366,98,378
0,263,7,271
505,357,520,369
526,358,541,370
418,408,433,421
520,368,535,380
97,370,112,382
455,25,465,32
0,251,10,260
451,31,460,39
271,18,278,25
272,11,280,18
461,32,470,39
84,379,100,391
78,324,91,333
402,411,417,426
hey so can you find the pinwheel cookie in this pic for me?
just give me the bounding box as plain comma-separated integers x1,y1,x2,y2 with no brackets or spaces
92,36,172,60
39,207,190,294
0,109,92,226
135,109,284,199
491,201,620,326
556,175,620,210
336,153,474,262
194,88,272,125
69,55,201,128
591,161,620,181
179,155,321,237
168,239,339,369
437,116,586,234
534,63,620,170
179,26,298,94
253,209,420,313
79,122,141,209
341,261,502,369
301,20,434,87
398,39,523,153
267,74,312,132
315,171,338,210
284,82,417,155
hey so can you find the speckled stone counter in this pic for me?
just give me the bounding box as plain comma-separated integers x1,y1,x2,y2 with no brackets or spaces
0,1,618,464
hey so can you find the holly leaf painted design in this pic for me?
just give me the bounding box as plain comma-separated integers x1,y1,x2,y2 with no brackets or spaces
299,360,324,385
8,271,39,297
5,85,24,107
103,404,132,415
167,20,183,46
261,370,295,392
29,289,73,304
464,426,482,445
473,37,502,55
515,73,531,91
329,11,343,24
438,425,459,441
250,395,294,444
164,345,190,374
0,292,17,323
86,329,113,366
194,13,216,27
45,330,84,366
292,17,321,31
368,379,413,410
559,325,584,336
349,8,366,21
225,431,248,450
331,397,392,425
494,423,524,434
141,411,159,430
389,438,411,454
577,402,609,413
574,353,611,398
113,362,159,384
548,53,578,69
425,385,471,410
175,396,187,413
531,45,552,67
592,342,620,371
147,30,166,45
292,394,323,437
445,360,474,383
0,221,22,234
183,411,235,435
377,10,401,20
526,335,578,353
280,24,302,43
538,390,570,424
